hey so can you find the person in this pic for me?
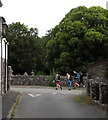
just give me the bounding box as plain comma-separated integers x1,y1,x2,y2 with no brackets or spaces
66,73,73,90
76,71,81,84
73,70,80,89
79,72,85,87
55,72,62,90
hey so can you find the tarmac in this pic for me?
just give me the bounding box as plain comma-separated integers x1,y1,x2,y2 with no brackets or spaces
0,85,86,119
0,85,107,120
0,90,20,120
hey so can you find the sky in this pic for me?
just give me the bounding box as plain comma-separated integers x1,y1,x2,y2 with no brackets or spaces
0,0,108,37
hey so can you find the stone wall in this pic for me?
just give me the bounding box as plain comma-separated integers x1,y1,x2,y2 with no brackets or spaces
11,75,50,86
10,74,87,87
10,75,68,86
87,60,108,82
86,59,108,105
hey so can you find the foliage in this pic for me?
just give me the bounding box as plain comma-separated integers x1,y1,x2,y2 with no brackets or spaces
36,71,45,75
45,6,108,74
6,22,41,74
48,71,56,86
6,6,108,75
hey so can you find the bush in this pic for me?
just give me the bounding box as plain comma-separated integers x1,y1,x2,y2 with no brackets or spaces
48,72,56,86
36,71,45,75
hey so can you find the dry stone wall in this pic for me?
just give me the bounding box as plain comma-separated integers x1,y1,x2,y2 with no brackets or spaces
11,75,50,86
86,59,108,105
10,75,68,86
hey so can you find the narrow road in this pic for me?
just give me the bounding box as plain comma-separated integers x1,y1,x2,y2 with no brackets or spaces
11,86,106,118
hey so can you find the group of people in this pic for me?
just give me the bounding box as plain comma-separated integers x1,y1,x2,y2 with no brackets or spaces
55,71,85,90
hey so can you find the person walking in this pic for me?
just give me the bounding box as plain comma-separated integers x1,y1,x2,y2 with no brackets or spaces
66,73,73,90
55,72,62,90
79,72,85,87
76,71,81,84
73,70,80,89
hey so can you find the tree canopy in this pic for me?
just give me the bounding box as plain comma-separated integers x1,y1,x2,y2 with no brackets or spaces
45,6,108,74
7,22,43,74
6,6,108,75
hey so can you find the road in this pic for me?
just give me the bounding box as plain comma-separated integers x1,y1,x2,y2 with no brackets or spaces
11,86,107,118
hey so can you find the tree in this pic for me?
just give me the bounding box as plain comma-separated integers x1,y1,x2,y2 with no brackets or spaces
6,22,40,74
6,6,108,75
45,6,108,74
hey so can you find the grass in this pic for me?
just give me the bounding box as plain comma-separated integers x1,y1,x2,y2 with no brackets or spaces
10,92,23,119
74,94,92,104
74,94,108,112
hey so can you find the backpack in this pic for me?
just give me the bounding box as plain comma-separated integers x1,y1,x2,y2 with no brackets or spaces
77,73,81,78
57,74,60,80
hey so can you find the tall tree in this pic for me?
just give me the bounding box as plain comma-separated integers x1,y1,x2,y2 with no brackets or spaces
46,6,108,74
6,22,40,74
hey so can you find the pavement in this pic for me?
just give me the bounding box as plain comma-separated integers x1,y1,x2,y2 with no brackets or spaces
0,90,20,119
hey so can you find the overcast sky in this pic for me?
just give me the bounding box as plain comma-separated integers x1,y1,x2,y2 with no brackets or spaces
0,0,107,37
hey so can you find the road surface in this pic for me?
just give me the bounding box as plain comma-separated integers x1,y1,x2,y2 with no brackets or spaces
11,86,107,118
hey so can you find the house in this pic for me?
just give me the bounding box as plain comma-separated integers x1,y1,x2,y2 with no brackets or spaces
0,16,9,95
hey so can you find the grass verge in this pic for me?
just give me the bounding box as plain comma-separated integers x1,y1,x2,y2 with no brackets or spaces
74,94,92,104
73,94,108,112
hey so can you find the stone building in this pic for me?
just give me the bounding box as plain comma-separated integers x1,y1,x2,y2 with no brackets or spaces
0,16,9,95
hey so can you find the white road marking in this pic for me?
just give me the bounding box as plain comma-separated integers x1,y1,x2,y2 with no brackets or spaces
36,94,41,97
52,92,56,95
28,93,42,97
28,94,35,97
